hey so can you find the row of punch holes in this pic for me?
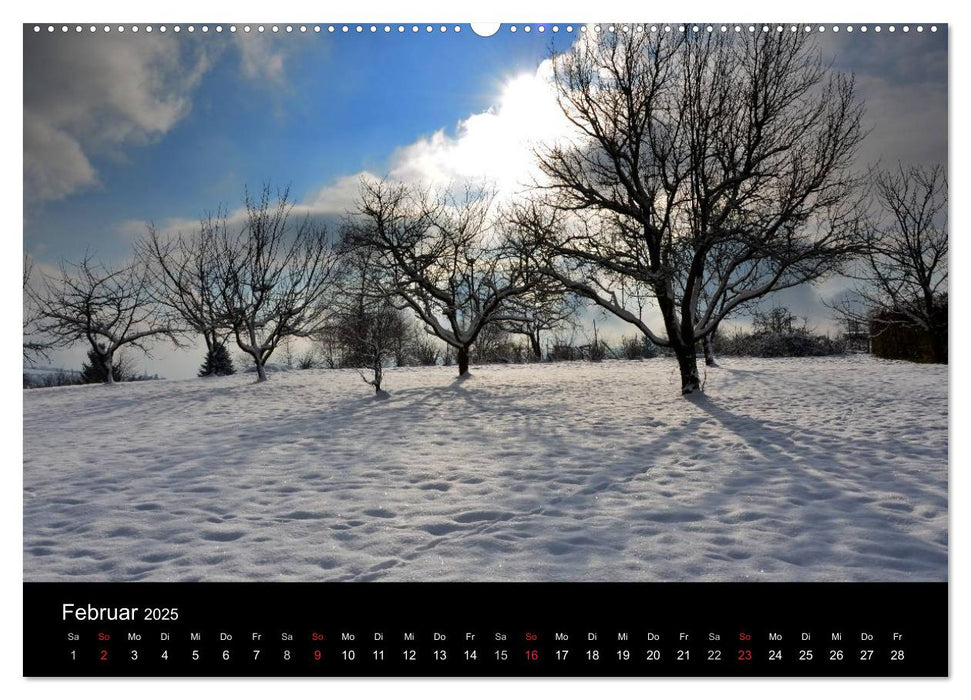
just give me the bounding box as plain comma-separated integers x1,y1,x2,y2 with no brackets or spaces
32,24,939,35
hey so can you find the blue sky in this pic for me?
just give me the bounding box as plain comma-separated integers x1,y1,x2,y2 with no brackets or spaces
24,26,568,262
23,24,948,378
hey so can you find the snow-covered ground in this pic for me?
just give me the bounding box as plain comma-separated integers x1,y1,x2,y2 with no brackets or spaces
23,356,947,582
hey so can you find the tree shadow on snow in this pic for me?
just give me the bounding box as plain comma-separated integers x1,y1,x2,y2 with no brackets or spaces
682,392,947,580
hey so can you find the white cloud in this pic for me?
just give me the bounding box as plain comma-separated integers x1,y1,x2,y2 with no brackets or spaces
24,33,214,202
261,61,575,229
113,216,202,244
288,60,574,222
386,59,574,197
23,119,97,202
114,174,368,247
297,173,379,217
234,33,287,86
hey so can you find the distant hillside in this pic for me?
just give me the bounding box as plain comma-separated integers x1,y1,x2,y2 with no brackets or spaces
22,367,82,389
23,366,162,388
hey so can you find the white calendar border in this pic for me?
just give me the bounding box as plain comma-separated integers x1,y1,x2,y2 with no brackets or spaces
4,0,965,697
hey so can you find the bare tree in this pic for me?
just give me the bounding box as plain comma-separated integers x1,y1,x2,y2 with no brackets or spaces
23,255,53,365
342,302,408,394
329,239,408,393
348,179,536,377
531,28,866,393
497,278,581,360
138,213,229,374
753,307,799,335
836,164,947,363
28,256,177,384
215,186,339,382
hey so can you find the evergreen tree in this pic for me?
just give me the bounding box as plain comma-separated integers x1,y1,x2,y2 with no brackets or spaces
80,346,126,384
199,342,235,377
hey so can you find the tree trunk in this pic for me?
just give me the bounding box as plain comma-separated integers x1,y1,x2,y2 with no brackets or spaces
457,346,470,376
373,362,383,393
702,335,718,367
255,358,267,382
104,352,115,385
675,348,701,394
529,332,542,361
929,328,948,364
656,289,701,394
201,333,215,376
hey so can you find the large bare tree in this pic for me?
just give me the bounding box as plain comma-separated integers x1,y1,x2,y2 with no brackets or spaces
215,186,339,382
531,27,866,393
28,256,177,384
138,213,230,374
836,164,947,363
348,179,536,377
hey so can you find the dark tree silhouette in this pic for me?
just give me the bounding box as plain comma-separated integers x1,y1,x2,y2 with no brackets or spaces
497,278,581,360
834,164,947,363
198,341,235,377
214,186,339,382
139,212,231,375
28,256,176,384
530,28,866,393
329,241,408,393
347,179,537,377
340,302,407,394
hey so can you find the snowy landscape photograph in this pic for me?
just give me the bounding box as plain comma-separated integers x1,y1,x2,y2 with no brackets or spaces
23,23,947,583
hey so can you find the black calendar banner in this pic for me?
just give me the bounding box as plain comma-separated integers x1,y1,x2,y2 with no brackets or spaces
24,582,947,676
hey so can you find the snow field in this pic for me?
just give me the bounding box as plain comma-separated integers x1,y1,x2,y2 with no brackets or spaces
23,356,947,582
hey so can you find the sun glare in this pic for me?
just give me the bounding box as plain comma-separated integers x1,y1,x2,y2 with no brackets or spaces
389,65,571,197
464,70,567,192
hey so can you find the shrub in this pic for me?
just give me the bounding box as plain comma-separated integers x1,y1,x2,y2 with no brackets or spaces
470,328,533,365
549,337,581,361
297,350,318,369
869,296,947,363
584,322,610,362
619,334,657,359
718,327,845,357
410,334,441,366
587,339,608,362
